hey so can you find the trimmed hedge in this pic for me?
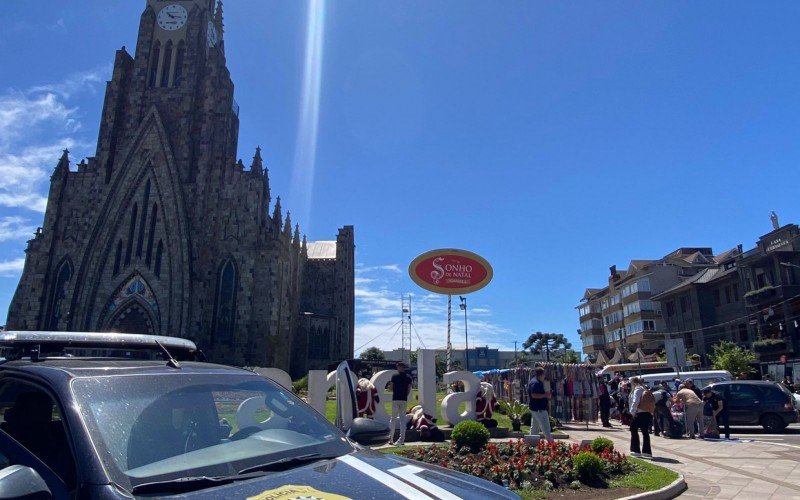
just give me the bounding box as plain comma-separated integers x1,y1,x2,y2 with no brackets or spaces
451,420,491,452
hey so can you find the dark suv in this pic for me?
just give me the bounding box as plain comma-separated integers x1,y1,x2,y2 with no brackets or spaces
705,380,799,433
0,331,517,499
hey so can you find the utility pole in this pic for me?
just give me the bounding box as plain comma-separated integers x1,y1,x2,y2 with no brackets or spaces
460,296,469,370
513,340,518,367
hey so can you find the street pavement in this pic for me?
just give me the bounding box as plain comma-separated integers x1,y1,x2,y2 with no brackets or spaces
563,421,800,499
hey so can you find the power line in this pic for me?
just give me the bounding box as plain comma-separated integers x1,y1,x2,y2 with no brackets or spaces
354,320,401,352
410,321,427,349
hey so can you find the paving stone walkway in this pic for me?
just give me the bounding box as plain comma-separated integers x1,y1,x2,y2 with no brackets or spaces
561,422,800,499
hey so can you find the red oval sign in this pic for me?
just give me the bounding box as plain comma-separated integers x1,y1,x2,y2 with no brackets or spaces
408,249,493,295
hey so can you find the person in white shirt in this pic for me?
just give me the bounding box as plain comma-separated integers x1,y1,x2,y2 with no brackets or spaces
628,377,653,458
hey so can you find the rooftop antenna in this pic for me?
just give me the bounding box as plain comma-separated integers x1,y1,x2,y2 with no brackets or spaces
154,339,181,369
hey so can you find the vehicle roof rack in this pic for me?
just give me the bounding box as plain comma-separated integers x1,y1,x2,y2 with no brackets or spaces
0,331,200,362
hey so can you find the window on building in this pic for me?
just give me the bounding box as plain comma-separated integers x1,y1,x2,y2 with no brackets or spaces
148,41,160,87
714,289,721,307
113,239,122,276
213,260,237,342
160,40,173,87
680,296,689,313
146,204,158,267
154,240,164,278
136,181,150,258
724,286,731,304
47,259,72,330
733,283,739,301
757,273,766,288
124,203,138,267
173,41,185,87
666,301,675,317
738,323,748,343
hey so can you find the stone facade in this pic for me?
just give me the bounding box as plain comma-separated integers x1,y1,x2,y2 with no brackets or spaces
6,0,355,373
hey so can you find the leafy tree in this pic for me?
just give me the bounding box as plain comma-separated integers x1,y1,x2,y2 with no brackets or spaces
709,341,756,376
560,349,581,364
410,350,418,366
359,347,385,361
523,332,572,362
432,354,463,378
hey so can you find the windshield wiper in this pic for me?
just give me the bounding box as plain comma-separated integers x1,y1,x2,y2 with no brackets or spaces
237,453,334,475
131,471,268,495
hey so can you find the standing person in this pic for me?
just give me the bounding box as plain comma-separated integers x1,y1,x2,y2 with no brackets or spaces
527,367,554,443
628,377,654,458
703,388,730,439
674,384,704,439
652,383,673,437
598,375,612,428
388,362,413,446
610,373,622,392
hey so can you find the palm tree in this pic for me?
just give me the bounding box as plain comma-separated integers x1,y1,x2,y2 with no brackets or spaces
522,332,572,362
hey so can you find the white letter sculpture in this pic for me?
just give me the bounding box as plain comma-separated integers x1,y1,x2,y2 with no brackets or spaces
441,371,480,425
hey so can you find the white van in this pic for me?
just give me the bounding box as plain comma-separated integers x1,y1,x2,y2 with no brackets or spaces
640,370,732,390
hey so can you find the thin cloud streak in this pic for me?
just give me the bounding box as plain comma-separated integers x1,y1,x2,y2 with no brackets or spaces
289,0,326,232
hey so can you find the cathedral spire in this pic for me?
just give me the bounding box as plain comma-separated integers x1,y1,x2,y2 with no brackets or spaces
293,224,301,248
250,146,263,175
283,211,292,237
52,149,70,179
272,196,282,227
301,234,308,257
214,0,224,34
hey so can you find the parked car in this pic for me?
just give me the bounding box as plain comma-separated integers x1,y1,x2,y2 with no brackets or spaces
704,380,799,433
0,331,517,499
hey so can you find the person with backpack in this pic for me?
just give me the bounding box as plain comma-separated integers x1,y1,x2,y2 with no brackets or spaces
651,383,673,437
628,376,654,458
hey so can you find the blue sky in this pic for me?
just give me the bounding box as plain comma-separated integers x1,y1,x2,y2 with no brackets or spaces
1,1,800,356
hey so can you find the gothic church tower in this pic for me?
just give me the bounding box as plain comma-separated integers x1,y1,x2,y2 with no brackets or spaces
7,1,355,372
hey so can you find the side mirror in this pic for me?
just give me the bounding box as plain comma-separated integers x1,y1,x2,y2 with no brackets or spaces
0,465,52,499
346,417,391,446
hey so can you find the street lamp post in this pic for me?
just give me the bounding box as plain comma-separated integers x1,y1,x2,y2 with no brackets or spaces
460,296,469,370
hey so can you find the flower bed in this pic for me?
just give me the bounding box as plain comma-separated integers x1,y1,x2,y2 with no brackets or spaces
400,439,630,491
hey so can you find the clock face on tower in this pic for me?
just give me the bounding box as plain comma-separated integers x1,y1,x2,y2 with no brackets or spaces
157,4,188,31
207,21,219,47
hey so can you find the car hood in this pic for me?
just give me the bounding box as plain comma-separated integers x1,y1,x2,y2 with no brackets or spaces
169,448,518,499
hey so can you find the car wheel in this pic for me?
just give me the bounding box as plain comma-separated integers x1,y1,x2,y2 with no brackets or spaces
761,414,786,433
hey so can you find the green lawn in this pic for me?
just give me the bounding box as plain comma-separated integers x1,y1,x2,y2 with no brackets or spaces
609,457,679,491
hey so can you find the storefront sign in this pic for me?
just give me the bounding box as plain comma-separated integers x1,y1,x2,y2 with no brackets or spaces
408,248,493,295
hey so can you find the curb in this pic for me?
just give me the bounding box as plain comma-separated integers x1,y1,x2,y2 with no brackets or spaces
617,474,687,500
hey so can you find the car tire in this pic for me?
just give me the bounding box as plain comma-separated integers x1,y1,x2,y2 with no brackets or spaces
761,414,786,433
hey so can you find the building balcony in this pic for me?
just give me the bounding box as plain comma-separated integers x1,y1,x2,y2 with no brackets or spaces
744,286,779,307
752,337,791,355
579,311,603,322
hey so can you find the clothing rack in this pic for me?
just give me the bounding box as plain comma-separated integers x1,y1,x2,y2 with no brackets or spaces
485,363,599,424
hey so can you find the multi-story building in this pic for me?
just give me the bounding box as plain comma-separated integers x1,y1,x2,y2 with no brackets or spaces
737,220,800,379
578,249,718,363
652,248,746,360
591,215,800,379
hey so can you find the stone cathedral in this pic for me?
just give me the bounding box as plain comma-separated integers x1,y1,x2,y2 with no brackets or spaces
6,0,354,377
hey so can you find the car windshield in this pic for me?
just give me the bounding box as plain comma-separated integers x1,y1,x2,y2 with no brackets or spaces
70,372,351,491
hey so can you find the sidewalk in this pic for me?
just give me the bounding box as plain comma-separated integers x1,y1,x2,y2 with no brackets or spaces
561,422,800,499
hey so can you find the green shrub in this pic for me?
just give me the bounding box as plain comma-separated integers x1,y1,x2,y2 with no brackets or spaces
451,420,491,453
591,436,614,453
549,416,558,430
573,451,604,484
292,375,308,393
